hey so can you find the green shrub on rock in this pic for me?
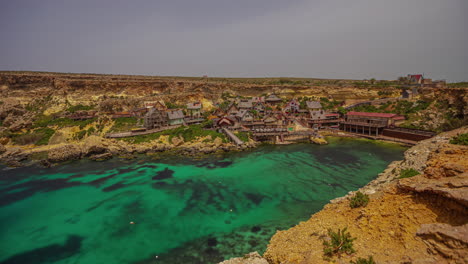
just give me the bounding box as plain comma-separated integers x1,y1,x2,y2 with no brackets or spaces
399,168,420,179
323,227,356,258
449,133,468,145
350,256,376,264
350,191,369,208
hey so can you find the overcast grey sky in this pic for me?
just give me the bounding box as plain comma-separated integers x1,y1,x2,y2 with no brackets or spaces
1,0,467,81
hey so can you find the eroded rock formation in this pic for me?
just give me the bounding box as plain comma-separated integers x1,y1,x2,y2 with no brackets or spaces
263,127,467,264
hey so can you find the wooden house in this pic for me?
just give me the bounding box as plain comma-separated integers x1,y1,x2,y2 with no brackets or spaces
306,101,322,111
407,74,423,84
167,109,185,126
309,110,326,120
263,115,281,128
216,116,237,128
238,99,253,109
226,103,239,116
342,111,401,136
401,89,413,99
186,102,203,118
265,94,282,105
144,108,168,129
283,99,300,114
237,109,254,123
253,101,266,114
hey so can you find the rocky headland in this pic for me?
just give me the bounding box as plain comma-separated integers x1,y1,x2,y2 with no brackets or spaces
257,127,467,264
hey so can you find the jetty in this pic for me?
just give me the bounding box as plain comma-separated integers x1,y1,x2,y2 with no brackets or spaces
222,128,244,145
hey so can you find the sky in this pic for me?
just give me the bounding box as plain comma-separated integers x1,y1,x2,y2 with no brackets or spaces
1,0,467,81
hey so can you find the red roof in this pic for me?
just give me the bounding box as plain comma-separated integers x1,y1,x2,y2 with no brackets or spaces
347,111,397,118
409,74,423,81
325,113,340,117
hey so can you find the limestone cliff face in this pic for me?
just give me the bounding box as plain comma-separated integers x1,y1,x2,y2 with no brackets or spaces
263,127,467,264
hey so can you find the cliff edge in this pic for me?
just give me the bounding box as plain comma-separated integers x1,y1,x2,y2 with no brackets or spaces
263,127,467,264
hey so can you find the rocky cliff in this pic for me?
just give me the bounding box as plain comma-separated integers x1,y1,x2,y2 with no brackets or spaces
261,127,467,264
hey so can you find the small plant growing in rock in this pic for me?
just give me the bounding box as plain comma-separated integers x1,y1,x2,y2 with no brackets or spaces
399,168,420,179
350,256,376,264
323,227,356,258
349,191,369,208
449,133,468,145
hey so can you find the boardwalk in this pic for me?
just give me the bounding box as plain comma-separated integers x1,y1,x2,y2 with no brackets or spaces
106,125,181,138
222,128,244,145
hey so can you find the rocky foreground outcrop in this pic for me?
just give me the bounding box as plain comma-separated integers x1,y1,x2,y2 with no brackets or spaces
0,134,259,166
244,127,468,264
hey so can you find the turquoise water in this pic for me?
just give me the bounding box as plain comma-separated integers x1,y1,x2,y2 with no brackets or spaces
0,139,405,264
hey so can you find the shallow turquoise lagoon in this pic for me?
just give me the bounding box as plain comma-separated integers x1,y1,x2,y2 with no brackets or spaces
0,139,405,264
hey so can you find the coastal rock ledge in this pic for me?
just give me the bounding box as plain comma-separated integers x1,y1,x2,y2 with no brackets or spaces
220,127,467,264
263,127,467,264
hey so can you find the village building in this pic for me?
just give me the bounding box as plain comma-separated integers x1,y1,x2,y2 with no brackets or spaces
167,109,185,126
144,101,166,111
252,96,265,103
265,94,283,105
144,108,168,129
238,99,254,109
283,99,300,114
186,102,203,118
263,115,281,128
309,110,326,120
112,111,133,118
226,103,240,116
215,116,238,129
253,101,266,113
341,111,403,136
408,74,424,85
236,109,254,123
306,101,322,111
401,89,414,99
131,107,148,118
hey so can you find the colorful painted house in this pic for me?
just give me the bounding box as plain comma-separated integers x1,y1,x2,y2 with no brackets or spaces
167,110,185,126
283,99,300,113
186,102,203,118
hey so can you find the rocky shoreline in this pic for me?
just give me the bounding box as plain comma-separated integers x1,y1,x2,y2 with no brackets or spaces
0,134,260,168
220,127,467,264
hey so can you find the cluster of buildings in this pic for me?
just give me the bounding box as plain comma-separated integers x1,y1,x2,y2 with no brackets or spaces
210,94,341,132
143,101,204,129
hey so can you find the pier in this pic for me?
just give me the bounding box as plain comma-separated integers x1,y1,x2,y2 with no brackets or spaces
222,128,244,145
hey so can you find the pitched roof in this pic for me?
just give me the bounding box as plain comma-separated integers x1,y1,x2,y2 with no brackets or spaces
238,99,253,108
306,101,322,109
265,94,282,102
187,102,202,109
347,111,397,118
167,109,184,120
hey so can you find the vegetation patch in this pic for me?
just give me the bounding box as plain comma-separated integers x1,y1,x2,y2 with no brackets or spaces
449,133,468,145
349,191,369,208
235,131,251,142
350,256,376,264
33,115,97,129
66,104,94,113
109,117,138,132
12,127,55,145
399,168,420,179
119,125,227,144
323,227,356,258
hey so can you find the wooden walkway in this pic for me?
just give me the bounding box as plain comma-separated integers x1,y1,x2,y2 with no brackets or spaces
106,125,181,138
222,128,244,145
